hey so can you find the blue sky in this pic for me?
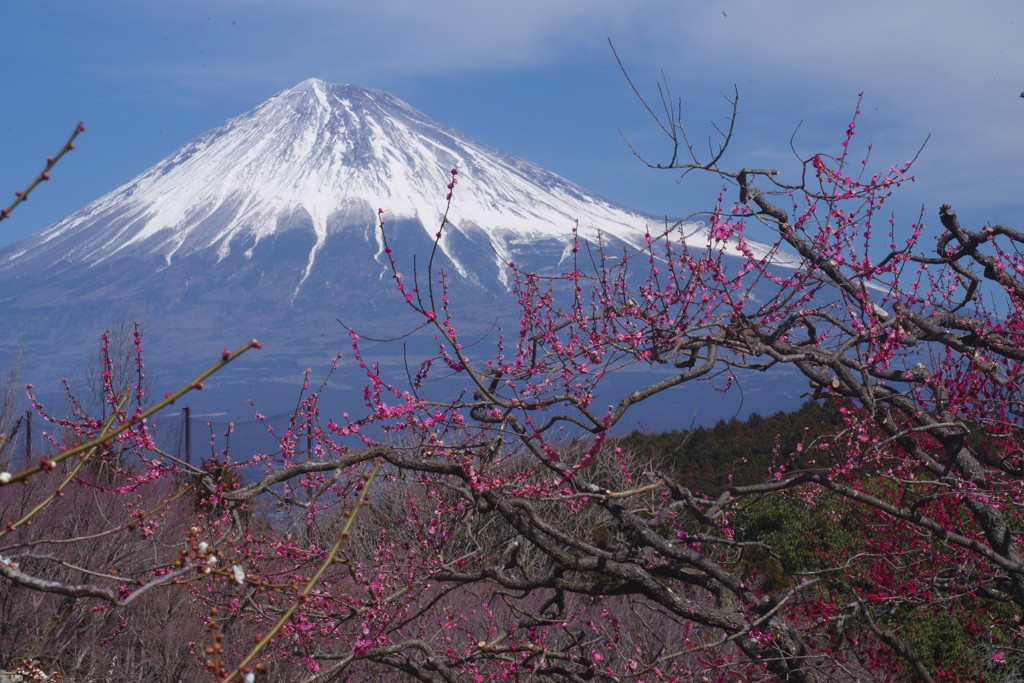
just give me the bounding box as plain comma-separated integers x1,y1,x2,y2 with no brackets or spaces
2,1,1023,249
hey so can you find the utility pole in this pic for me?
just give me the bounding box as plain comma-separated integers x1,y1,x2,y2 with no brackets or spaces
183,406,191,465
306,421,316,546
24,409,31,468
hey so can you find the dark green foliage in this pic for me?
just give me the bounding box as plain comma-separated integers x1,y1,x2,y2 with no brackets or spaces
733,495,822,590
617,399,845,494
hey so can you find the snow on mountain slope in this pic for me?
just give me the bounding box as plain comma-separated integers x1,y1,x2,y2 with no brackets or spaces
3,80,672,287
1,79,795,292
0,79,805,423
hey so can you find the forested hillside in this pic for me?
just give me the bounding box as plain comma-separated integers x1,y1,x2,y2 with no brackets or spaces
618,399,846,494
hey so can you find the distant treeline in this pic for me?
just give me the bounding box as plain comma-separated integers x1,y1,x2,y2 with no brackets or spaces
616,399,846,494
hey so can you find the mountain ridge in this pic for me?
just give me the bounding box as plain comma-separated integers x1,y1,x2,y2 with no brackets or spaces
0,79,679,294
0,78,805,424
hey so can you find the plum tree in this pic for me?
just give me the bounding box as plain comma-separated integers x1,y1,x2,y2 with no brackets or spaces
3,90,1024,682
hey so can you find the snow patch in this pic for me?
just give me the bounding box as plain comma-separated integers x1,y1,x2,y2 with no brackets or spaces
2,80,797,286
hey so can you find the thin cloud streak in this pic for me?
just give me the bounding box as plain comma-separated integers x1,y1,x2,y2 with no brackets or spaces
2,1,1022,245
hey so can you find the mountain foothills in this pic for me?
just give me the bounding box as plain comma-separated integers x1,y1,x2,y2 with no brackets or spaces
0,78,796,420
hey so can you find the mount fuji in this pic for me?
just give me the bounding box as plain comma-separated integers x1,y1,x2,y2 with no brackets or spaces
3,79,675,289
0,78,799,423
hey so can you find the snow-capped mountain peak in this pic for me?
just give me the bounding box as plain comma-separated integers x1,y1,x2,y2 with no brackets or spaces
0,78,804,424
8,79,676,292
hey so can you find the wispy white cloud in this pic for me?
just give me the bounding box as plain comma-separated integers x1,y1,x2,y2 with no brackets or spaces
75,0,640,87
616,1,1024,219
4,0,1022,245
